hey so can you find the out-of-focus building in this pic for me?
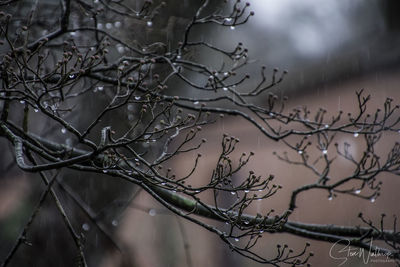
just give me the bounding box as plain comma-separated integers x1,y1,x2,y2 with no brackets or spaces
111,1,400,267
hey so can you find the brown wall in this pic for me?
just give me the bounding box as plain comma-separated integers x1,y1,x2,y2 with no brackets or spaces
108,68,400,267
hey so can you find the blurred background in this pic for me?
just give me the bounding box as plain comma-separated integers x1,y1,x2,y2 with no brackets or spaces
1,0,400,266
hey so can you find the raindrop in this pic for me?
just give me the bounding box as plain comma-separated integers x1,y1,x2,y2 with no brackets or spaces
244,190,249,193
230,26,235,30
70,32,76,36
355,189,361,194
94,0,99,3
114,21,121,28
353,132,359,138
223,72,229,77
97,86,104,91
19,100,25,104
234,238,239,242
176,55,181,59
61,128,66,134
116,45,124,54
106,23,112,29
161,182,166,186
97,23,103,29
82,223,90,231
69,74,75,79
370,197,376,203
244,220,250,225
230,191,236,195
225,18,232,22
127,104,135,111
34,108,39,113
135,96,141,100
298,150,303,155
223,87,228,91
259,230,264,234
65,138,72,146
111,220,118,226
149,209,156,216
322,149,328,155
193,101,199,105
103,170,108,173
147,21,153,27
324,124,329,128
328,196,333,201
